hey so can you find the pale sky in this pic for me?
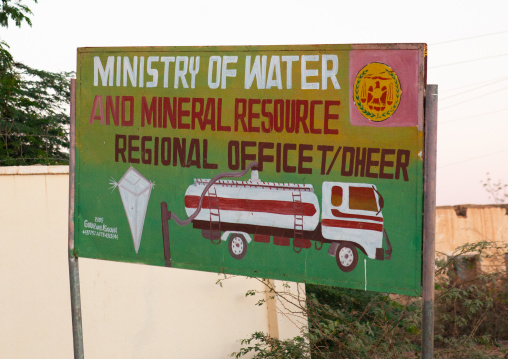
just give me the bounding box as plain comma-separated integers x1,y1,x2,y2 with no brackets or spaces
2,0,507,206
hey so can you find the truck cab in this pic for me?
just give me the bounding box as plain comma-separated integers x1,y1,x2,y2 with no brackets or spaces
321,182,390,271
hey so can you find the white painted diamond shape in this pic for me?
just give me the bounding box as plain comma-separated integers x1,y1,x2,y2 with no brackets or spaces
113,167,153,253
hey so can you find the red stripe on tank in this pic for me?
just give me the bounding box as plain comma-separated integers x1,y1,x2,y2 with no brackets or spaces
185,195,317,217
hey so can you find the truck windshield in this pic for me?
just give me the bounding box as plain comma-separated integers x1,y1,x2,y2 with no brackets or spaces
349,187,378,212
331,186,343,207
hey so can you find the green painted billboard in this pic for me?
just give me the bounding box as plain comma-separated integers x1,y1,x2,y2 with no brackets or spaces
75,44,426,296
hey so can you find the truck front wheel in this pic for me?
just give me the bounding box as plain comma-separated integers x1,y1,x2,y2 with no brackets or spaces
229,234,247,260
336,242,358,272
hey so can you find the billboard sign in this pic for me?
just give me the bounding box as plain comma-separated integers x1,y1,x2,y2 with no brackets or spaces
75,44,426,296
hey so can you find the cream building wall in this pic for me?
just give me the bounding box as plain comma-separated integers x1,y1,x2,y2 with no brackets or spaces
436,204,508,271
0,166,303,359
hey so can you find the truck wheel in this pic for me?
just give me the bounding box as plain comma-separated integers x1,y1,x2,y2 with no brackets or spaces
336,242,358,272
229,234,247,260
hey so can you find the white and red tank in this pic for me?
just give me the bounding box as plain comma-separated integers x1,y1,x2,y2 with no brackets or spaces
184,170,320,232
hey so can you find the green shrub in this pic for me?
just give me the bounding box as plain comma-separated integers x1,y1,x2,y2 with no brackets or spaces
231,241,508,358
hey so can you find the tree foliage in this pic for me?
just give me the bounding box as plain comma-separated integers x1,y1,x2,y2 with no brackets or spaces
481,173,508,204
1,0,72,166
0,0,36,28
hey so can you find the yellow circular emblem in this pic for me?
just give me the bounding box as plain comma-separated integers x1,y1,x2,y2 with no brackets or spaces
353,62,401,122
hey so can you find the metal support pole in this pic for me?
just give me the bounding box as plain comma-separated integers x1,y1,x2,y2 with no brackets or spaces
68,79,85,359
422,84,438,359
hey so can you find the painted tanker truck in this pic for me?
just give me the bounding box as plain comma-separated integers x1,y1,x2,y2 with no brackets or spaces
161,162,392,272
